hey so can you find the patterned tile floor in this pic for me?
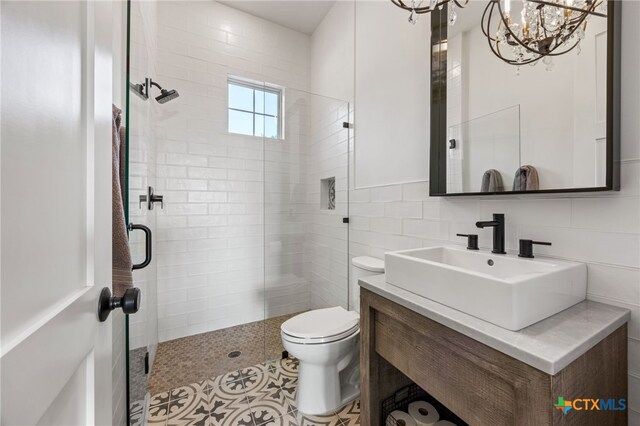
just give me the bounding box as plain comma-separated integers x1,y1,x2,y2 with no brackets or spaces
132,357,360,426
148,313,300,396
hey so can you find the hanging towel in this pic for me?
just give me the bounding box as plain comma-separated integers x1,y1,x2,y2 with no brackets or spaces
480,169,505,192
512,165,540,191
112,105,133,297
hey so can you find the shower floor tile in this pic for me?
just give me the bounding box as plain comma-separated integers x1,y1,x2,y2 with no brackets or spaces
147,357,360,426
148,312,300,396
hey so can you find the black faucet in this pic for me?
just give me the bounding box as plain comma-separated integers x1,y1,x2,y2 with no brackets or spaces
476,213,506,254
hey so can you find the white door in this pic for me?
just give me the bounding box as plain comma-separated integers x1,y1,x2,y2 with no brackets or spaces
1,1,114,424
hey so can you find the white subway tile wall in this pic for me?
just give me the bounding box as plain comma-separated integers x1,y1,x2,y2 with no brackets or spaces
348,180,640,419
305,96,351,311
142,1,353,343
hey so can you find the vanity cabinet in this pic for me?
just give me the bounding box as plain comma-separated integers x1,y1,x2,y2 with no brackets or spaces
360,288,628,426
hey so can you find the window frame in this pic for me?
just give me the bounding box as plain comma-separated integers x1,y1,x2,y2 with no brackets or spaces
227,77,284,140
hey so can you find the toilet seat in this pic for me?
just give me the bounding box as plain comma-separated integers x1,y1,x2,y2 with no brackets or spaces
282,324,359,345
281,307,359,344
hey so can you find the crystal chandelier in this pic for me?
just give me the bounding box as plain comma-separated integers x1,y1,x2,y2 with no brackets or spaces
481,0,607,68
391,0,468,25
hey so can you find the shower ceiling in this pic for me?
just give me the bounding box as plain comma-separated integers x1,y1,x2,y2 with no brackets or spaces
217,0,335,34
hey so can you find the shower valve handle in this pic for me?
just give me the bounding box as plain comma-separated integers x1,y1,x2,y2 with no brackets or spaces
139,186,164,210
149,192,164,210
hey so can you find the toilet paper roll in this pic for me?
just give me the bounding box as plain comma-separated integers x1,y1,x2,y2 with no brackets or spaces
433,421,457,426
408,401,440,425
387,410,417,426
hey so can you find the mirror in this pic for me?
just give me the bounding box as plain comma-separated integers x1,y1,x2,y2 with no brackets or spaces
429,0,620,196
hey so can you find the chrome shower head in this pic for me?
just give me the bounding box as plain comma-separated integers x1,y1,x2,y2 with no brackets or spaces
155,88,179,104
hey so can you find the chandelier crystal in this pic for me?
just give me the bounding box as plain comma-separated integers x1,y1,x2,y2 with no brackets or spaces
390,0,468,25
481,0,607,66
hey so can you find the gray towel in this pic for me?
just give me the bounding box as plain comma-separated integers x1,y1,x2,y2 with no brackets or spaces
112,105,133,297
480,169,505,192
513,165,540,191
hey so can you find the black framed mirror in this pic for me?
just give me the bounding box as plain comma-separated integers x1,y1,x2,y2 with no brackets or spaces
429,0,621,196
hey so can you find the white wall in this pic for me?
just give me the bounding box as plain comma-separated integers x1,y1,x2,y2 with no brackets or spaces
353,1,430,188
127,0,354,347
151,0,311,342
310,1,355,103
346,2,640,420
308,1,356,311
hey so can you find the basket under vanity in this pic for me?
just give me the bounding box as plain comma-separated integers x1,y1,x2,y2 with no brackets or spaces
359,275,630,426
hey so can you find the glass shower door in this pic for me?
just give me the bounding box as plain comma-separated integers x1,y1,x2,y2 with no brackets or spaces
263,88,351,362
126,0,159,420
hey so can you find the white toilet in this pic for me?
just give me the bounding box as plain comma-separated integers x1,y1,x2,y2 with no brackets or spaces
281,256,385,415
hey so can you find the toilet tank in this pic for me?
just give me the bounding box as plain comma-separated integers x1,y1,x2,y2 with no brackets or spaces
350,256,385,313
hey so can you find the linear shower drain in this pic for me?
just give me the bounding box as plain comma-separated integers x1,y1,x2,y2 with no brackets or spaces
228,351,242,358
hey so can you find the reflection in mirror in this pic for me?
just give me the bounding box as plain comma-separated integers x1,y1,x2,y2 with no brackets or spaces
447,105,520,193
431,0,619,195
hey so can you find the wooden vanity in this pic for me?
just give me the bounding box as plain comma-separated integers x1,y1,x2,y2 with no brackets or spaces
360,286,629,426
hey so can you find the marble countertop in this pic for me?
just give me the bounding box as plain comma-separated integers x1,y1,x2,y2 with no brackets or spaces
359,274,630,375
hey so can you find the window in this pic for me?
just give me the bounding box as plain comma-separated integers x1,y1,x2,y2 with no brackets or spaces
228,78,282,139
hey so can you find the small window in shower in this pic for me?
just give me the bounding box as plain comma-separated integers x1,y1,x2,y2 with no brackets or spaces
228,77,282,139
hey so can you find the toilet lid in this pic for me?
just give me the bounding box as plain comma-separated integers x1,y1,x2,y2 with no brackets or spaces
281,307,359,342
352,256,385,273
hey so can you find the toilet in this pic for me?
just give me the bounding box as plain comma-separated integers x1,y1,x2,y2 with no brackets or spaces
281,256,385,415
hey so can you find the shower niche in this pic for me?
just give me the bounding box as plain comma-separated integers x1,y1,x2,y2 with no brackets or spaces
321,177,336,210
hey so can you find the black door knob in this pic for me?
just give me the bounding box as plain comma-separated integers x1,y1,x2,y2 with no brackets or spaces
98,287,141,322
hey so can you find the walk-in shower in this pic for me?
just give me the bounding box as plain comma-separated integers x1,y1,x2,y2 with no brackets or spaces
125,1,352,424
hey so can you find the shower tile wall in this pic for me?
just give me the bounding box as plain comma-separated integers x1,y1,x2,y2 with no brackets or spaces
305,97,350,311
151,1,312,342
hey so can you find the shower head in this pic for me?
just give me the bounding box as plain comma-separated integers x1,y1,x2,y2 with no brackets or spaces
155,88,179,104
146,79,179,104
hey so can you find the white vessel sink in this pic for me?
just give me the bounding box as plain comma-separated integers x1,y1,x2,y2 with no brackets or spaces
384,246,587,331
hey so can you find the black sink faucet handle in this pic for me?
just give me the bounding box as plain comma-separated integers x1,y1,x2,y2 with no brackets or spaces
518,239,552,258
456,233,479,250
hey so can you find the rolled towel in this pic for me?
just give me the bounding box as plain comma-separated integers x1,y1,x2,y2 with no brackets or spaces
513,165,540,191
480,169,504,192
